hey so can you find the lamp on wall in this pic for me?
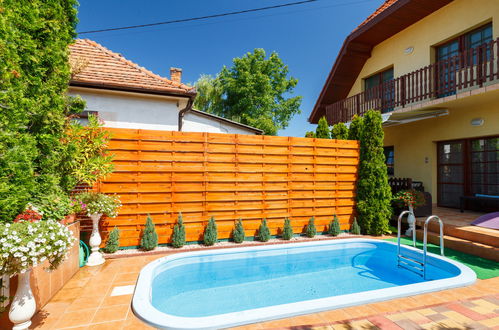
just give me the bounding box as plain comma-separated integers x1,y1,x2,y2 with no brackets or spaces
404,46,414,55
470,118,484,126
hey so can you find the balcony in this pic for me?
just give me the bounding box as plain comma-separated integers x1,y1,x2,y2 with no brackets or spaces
325,38,499,125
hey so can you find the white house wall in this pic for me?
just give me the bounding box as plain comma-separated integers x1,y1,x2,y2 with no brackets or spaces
68,88,181,131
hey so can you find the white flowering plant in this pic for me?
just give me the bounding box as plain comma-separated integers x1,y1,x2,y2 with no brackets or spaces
72,191,121,217
0,219,75,276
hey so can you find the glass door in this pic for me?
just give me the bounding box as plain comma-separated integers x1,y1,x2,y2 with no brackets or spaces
437,140,465,208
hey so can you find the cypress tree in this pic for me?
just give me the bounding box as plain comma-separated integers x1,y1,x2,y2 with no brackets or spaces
204,216,218,246
331,122,349,140
171,212,186,248
315,116,331,139
305,216,317,238
103,227,120,253
233,219,245,243
356,110,392,235
329,215,341,237
282,218,294,240
348,115,363,140
141,215,158,251
351,217,361,235
258,218,271,242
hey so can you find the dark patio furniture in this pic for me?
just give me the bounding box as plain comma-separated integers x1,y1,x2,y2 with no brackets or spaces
460,195,499,213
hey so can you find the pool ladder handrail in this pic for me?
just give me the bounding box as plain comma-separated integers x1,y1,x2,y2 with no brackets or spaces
397,212,445,279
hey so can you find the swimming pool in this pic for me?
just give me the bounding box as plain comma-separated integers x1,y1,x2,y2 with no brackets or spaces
132,238,476,329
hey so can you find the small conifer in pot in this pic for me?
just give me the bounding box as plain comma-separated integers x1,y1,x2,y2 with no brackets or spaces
258,218,271,242
305,216,317,238
141,214,158,251
204,216,218,246
282,218,294,240
103,226,120,253
329,214,341,237
233,219,245,243
171,212,186,248
351,217,361,235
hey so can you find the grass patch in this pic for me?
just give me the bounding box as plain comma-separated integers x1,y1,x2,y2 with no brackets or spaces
385,237,499,280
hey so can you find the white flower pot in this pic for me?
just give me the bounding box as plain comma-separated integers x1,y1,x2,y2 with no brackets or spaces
405,204,416,237
9,270,36,330
86,213,105,266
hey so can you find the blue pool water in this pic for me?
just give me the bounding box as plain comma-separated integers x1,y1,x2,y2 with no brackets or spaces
151,241,459,317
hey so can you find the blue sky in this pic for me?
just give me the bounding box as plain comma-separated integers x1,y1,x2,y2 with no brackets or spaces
76,0,383,137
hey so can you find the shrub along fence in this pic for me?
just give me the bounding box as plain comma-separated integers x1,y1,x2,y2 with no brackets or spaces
93,128,360,247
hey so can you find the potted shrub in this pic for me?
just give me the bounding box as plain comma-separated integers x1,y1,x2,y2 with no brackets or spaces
72,191,121,266
393,189,425,236
0,205,75,329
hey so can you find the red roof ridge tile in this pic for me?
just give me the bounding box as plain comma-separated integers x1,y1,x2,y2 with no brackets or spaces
354,0,399,31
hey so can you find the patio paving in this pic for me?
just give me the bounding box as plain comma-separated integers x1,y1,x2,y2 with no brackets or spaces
30,248,499,330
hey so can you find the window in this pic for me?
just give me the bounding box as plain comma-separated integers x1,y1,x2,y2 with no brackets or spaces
364,68,394,113
384,146,394,176
437,136,499,208
436,23,493,97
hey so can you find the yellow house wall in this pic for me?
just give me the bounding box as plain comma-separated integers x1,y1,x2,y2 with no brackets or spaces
383,94,499,201
347,0,499,97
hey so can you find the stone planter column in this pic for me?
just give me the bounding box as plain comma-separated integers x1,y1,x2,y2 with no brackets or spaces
86,213,105,266
405,204,416,239
9,270,36,330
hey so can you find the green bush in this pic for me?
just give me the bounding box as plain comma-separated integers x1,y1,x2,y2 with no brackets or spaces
104,227,120,253
140,215,158,251
232,219,245,243
351,217,361,235
204,217,218,246
258,218,271,242
305,131,316,138
331,122,349,140
33,191,72,222
356,110,392,235
348,115,363,140
329,215,341,236
305,216,317,238
315,116,331,139
282,218,294,240
171,213,186,248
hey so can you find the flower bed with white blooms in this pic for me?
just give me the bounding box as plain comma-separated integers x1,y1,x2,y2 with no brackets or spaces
0,219,75,276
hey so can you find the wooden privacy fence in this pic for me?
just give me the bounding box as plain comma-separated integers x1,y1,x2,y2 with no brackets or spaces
96,128,360,247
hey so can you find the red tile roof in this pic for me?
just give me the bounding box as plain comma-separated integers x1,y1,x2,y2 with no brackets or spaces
69,39,195,96
356,0,398,30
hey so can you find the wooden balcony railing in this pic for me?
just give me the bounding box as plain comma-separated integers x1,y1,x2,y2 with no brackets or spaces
325,38,499,124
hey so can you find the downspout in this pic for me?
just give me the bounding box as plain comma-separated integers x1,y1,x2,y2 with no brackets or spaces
178,97,194,131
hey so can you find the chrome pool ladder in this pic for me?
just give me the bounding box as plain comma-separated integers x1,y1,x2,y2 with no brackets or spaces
397,212,445,280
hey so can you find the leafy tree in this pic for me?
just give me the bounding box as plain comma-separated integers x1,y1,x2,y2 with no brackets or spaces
141,215,158,251
194,49,302,135
305,131,316,138
315,116,331,139
351,217,361,235
329,215,341,237
233,219,245,243
171,212,186,248
356,110,392,235
282,218,294,240
104,227,120,253
0,0,82,222
331,122,349,140
204,217,218,246
348,115,363,140
258,218,271,242
305,216,317,238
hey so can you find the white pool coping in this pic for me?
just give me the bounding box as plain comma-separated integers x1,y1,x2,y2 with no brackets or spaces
132,238,476,330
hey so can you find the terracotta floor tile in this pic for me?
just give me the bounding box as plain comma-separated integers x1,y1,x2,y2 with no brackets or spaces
50,287,84,302
288,313,327,327
341,305,377,319
123,312,155,330
479,316,499,328
91,304,129,323
87,320,125,330
316,309,351,323
101,294,133,307
367,315,402,330
79,283,112,298
113,272,139,284
53,308,97,328
66,296,105,312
